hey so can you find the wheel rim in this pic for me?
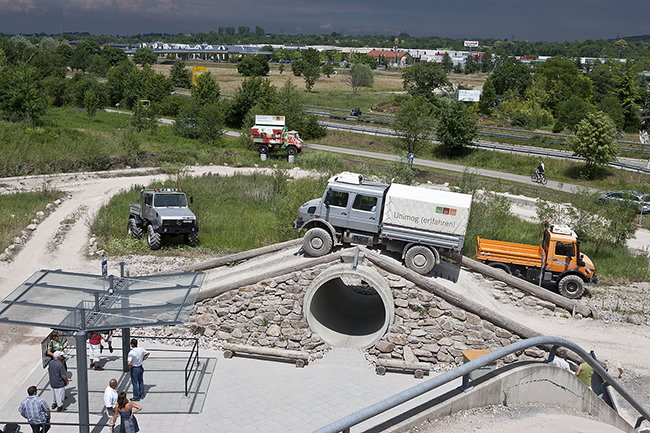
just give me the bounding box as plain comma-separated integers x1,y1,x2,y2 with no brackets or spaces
412,253,427,268
566,282,579,295
310,237,323,250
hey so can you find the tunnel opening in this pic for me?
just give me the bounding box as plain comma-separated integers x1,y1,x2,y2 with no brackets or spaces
304,264,394,349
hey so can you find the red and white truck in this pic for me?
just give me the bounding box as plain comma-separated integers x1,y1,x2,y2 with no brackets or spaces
251,115,304,156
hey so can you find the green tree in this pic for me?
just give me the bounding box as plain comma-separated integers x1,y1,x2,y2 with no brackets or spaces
271,79,325,139
301,64,321,91
464,55,480,74
192,71,221,105
237,54,270,77
170,61,192,88
225,77,276,128
478,78,497,114
132,47,157,65
569,111,619,179
391,95,435,155
440,54,453,72
83,82,108,119
354,54,376,69
401,62,451,103
301,48,321,66
616,67,642,133
534,56,592,116
132,100,158,132
436,100,478,155
321,64,334,78
557,96,594,132
345,63,373,99
480,50,493,73
489,57,532,98
0,62,47,124
101,45,128,67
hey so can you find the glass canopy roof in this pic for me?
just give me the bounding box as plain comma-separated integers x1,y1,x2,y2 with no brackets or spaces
0,269,205,331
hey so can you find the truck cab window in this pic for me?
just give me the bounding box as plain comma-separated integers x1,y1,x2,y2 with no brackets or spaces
555,242,573,257
144,194,152,206
352,195,378,212
330,191,349,208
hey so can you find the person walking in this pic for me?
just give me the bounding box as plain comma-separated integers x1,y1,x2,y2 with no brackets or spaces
550,349,571,372
48,351,68,411
127,339,149,402
576,361,593,388
109,392,141,433
104,379,118,432
19,386,51,433
88,330,105,370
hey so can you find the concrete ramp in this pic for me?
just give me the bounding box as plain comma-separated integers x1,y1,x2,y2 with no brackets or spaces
376,362,636,433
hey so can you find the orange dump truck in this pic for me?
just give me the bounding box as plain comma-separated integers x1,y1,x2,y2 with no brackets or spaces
476,223,596,299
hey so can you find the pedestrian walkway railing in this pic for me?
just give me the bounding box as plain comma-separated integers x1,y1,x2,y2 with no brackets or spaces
117,334,201,397
312,336,650,433
185,338,200,396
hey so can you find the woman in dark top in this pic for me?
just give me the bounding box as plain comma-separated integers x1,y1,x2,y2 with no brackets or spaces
109,392,141,433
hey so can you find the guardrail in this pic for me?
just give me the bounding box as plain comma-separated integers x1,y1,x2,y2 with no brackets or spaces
312,335,650,433
319,122,650,175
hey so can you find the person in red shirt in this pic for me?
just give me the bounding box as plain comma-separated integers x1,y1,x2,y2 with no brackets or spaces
88,331,105,371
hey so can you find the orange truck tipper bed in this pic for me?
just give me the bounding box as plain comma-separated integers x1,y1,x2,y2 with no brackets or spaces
476,237,543,268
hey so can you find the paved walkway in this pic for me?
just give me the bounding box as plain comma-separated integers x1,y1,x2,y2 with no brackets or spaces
0,341,460,432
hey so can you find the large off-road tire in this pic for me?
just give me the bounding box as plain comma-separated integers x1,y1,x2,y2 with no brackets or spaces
184,232,198,247
287,146,298,156
303,228,332,257
127,218,143,239
404,245,436,275
488,262,512,274
146,224,162,250
558,275,584,299
258,145,269,155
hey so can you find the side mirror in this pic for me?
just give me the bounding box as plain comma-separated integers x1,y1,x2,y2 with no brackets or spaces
190,197,193,205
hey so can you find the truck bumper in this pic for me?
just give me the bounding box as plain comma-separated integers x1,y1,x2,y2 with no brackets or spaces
293,219,304,230
590,274,597,284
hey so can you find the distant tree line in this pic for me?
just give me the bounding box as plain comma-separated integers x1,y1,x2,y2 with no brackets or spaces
4,30,650,59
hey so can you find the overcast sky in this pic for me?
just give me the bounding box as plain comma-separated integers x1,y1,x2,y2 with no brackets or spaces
1,0,648,43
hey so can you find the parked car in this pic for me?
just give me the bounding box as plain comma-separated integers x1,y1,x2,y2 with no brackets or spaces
598,190,650,213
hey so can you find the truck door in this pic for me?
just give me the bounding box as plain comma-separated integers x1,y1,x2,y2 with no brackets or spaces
348,193,382,232
552,241,575,271
142,193,154,221
324,188,350,229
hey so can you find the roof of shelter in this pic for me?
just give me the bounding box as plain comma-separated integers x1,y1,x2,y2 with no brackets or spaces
0,269,205,332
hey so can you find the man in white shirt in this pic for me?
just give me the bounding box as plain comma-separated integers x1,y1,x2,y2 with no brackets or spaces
127,339,150,401
103,379,118,432
550,349,571,372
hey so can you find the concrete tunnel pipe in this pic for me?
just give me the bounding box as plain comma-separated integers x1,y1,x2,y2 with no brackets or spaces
303,264,395,349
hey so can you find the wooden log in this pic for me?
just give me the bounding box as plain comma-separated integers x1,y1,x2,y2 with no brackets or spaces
176,239,303,273
375,358,431,371
222,343,309,367
196,252,341,302
445,252,593,318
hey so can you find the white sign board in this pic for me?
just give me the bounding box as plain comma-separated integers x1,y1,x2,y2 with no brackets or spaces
254,115,285,126
464,41,479,47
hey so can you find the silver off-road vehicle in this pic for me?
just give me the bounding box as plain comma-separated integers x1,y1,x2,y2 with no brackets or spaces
127,188,199,250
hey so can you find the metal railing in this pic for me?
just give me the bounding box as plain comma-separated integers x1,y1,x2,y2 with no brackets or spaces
312,335,650,433
185,338,200,397
115,334,201,397
318,122,650,174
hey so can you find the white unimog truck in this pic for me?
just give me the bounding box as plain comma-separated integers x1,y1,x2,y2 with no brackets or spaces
293,172,472,274
128,188,199,250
